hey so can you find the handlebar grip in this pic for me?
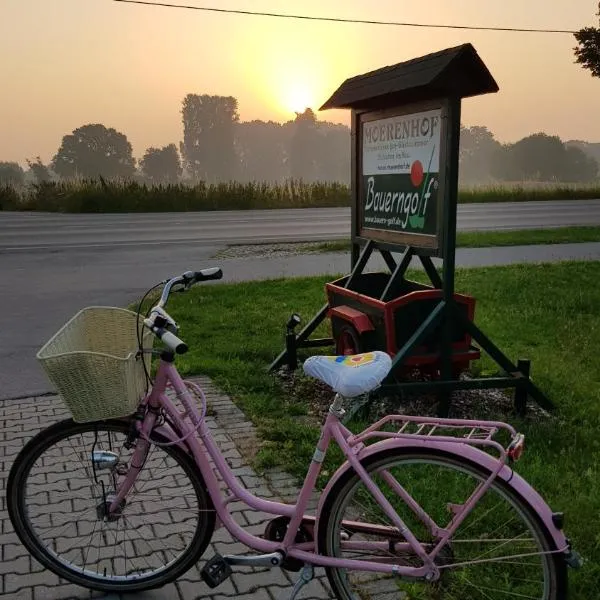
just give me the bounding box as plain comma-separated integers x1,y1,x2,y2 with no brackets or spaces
156,328,188,355
192,267,223,283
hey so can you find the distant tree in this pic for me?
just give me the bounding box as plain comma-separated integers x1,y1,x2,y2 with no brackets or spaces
314,123,351,183
235,120,287,182
140,144,182,184
26,157,52,183
51,124,136,179
459,125,501,184
0,162,25,186
181,94,239,182
491,133,566,181
489,145,512,181
574,2,600,78
491,133,598,183
563,146,598,182
289,108,319,182
566,140,600,166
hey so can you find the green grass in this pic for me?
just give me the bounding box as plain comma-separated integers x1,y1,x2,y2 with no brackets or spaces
2,180,600,212
457,226,600,247
162,261,599,596
310,225,600,253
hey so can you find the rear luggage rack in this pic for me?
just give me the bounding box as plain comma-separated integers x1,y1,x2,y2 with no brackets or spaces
349,415,522,462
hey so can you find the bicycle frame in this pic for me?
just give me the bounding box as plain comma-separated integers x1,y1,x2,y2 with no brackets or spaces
109,356,569,579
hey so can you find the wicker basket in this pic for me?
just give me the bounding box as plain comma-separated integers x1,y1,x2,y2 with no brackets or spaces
37,307,153,423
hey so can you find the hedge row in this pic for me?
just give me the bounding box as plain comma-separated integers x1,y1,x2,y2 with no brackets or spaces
2,180,600,212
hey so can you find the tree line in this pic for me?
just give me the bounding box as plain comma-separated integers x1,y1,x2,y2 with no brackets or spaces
0,99,350,188
1,96,599,189
1,93,600,188
459,127,599,184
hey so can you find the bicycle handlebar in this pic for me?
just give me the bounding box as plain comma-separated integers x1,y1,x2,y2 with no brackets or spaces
158,267,223,309
145,267,223,355
143,321,189,354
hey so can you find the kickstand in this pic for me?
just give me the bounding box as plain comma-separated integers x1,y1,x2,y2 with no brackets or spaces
286,563,314,600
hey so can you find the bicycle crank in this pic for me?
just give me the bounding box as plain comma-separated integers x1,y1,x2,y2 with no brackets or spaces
264,516,313,571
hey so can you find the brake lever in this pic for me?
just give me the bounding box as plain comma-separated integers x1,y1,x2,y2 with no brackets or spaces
172,283,189,294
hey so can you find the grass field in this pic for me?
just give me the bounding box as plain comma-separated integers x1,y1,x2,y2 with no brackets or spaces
159,261,599,597
310,225,600,253
2,179,600,212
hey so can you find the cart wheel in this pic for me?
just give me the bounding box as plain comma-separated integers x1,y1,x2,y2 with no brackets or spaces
452,362,469,379
336,325,362,356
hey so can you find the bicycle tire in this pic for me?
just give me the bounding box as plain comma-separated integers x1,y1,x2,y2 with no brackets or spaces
7,418,216,593
318,447,567,600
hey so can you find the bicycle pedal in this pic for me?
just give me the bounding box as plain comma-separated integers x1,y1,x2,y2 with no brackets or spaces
200,554,233,588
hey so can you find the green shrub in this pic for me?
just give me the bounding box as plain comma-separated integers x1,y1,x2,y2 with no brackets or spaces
3,179,600,213
0,185,22,210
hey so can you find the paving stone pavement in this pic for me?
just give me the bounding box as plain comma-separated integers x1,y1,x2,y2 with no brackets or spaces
0,377,335,600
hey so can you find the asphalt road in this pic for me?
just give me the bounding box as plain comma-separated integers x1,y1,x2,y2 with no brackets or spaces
3,200,600,253
2,200,600,400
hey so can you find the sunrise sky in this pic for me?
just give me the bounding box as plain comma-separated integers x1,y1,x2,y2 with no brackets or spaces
2,0,599,165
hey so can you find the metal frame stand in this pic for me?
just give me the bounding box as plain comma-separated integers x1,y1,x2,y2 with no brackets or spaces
269,234,553,417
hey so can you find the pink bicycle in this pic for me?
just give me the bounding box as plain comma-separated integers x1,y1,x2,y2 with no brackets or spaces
7,270,581,599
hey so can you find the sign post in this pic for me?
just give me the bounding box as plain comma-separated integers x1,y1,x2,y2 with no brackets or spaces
270,43,554,416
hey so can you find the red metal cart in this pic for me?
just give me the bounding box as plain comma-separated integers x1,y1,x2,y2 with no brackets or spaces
326,272,480,378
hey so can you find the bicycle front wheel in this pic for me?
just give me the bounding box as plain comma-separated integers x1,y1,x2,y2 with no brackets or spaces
318,448,567,600
7,418,215,593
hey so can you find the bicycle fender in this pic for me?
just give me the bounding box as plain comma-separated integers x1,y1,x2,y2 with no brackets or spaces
315,438,568,552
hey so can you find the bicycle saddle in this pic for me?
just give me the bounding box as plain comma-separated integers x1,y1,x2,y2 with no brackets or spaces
303,351,392,398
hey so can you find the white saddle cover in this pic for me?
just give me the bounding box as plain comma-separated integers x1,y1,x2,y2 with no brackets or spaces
303,351,392,398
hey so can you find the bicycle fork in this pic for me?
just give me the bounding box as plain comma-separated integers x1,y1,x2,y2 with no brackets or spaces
99,411,159,516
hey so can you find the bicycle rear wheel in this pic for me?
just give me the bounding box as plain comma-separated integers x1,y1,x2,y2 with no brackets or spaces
7,418,215,593
318,448,567,600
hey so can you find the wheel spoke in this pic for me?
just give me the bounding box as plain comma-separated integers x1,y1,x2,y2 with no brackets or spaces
81,519,100,573
321,451,557,600
10,420,213,592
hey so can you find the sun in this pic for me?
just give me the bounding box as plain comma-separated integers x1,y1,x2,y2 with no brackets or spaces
285,83,315,115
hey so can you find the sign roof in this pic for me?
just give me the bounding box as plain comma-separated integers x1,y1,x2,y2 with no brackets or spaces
320,43,499,111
